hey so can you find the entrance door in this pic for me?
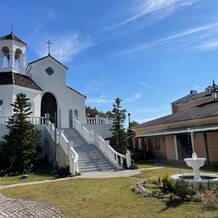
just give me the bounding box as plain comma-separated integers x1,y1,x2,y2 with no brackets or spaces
69,109,73,128
177,133,193,159
41,93,57,125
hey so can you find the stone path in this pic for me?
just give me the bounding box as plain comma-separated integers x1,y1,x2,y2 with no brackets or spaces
0,167,163,217
0,196,65,218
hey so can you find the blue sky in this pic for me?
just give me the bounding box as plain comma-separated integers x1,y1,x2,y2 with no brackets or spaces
1,0,218,124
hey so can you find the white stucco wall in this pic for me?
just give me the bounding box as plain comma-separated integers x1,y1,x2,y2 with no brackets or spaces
0,86,13,117
27,56,86,128
0,85,42,118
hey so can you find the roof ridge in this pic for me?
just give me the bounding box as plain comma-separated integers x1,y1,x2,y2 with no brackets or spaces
27,54,68,70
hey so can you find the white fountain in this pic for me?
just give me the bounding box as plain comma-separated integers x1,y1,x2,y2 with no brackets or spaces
171,131,218,186
184,152,206,181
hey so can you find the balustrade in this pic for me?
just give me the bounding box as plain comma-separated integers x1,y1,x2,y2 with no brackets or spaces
45,123,79,175
74,117,126,169
80,116,113,125
0,116,45,125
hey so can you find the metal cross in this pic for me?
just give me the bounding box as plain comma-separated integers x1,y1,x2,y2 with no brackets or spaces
11,23,13,34
45,39,53,55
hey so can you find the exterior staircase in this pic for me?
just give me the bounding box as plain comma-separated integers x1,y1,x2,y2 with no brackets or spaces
63,128,116,173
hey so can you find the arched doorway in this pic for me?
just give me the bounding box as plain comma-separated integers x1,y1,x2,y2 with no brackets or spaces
41,93,57,125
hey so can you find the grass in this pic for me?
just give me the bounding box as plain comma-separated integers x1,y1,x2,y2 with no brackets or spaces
1,166,218,218
0,173,55,186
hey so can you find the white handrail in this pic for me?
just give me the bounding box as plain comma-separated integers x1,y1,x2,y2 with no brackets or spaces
94,133,125,168
74,119,92,144
74,118,126,169
45,123,79,175
69,143,79,175
79,117,113,125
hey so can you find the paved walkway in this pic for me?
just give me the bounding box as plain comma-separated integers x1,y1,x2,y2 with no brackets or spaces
0,167,163,217
0,196,65,218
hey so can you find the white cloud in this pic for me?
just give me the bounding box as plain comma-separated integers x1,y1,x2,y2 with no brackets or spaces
198,38,218,50
118,21,218,55
138,81,150,88
36,32,94,62
106,0,197,31
86,96,113,104
125,93,142,102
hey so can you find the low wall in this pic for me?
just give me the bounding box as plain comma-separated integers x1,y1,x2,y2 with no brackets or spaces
83,124,112,139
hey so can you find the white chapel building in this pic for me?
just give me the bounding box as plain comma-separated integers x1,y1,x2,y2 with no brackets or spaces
0,32,86,129
0,32,130,174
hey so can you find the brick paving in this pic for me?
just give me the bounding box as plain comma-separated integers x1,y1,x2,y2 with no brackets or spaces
0,196,66,218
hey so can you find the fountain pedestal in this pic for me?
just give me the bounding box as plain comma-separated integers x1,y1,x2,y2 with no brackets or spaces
171,151,218,186
184,152,206,181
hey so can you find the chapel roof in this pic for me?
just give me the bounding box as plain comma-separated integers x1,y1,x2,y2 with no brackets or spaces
0,72,42,91
0,33,27,46
27,54,68,70
134,101,218,129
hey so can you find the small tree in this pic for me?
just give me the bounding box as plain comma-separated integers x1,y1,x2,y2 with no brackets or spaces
110,98,128,154
2,93,40,172
127,120,139,151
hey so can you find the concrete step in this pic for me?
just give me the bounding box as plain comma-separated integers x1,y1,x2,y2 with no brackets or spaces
62,128,116,173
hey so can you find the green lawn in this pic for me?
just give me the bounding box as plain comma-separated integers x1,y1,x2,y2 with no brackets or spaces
1,166,218,218
0,173,55,186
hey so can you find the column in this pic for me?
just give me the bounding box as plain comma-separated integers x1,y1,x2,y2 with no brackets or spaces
9,50,15,68
173,135,179,160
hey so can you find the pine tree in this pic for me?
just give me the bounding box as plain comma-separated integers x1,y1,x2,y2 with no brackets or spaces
2,93,40,171
127,119,138,152
110,98,128,154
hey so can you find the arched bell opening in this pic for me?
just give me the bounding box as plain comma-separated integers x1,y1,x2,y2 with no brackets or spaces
14,48,23,69
1,46,10,68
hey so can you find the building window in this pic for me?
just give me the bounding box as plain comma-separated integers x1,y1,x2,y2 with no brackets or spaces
45,67,55,76
74,109,78,118
154,137,162,152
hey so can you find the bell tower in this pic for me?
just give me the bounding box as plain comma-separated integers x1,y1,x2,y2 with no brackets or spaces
0,32,27,74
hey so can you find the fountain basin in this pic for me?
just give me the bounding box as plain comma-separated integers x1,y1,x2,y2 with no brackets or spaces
184,157,206,168
171,173,218,184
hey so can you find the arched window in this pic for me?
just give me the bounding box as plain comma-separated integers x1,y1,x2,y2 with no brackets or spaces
2,46,9,68
74,109,78,118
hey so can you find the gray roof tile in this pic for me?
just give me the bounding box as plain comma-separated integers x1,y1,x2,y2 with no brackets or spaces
135,102,218,128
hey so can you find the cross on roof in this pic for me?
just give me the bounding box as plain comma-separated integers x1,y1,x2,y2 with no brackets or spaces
11,24,13,34
45,39,53,55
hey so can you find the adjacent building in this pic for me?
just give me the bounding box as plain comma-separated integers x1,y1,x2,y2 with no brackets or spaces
132,86,218,164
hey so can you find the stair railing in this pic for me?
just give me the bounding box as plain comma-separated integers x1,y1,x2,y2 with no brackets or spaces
74,118,126,169
69,142,79,175
45,122,79,175
93,132,126,169
74,118,92,144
